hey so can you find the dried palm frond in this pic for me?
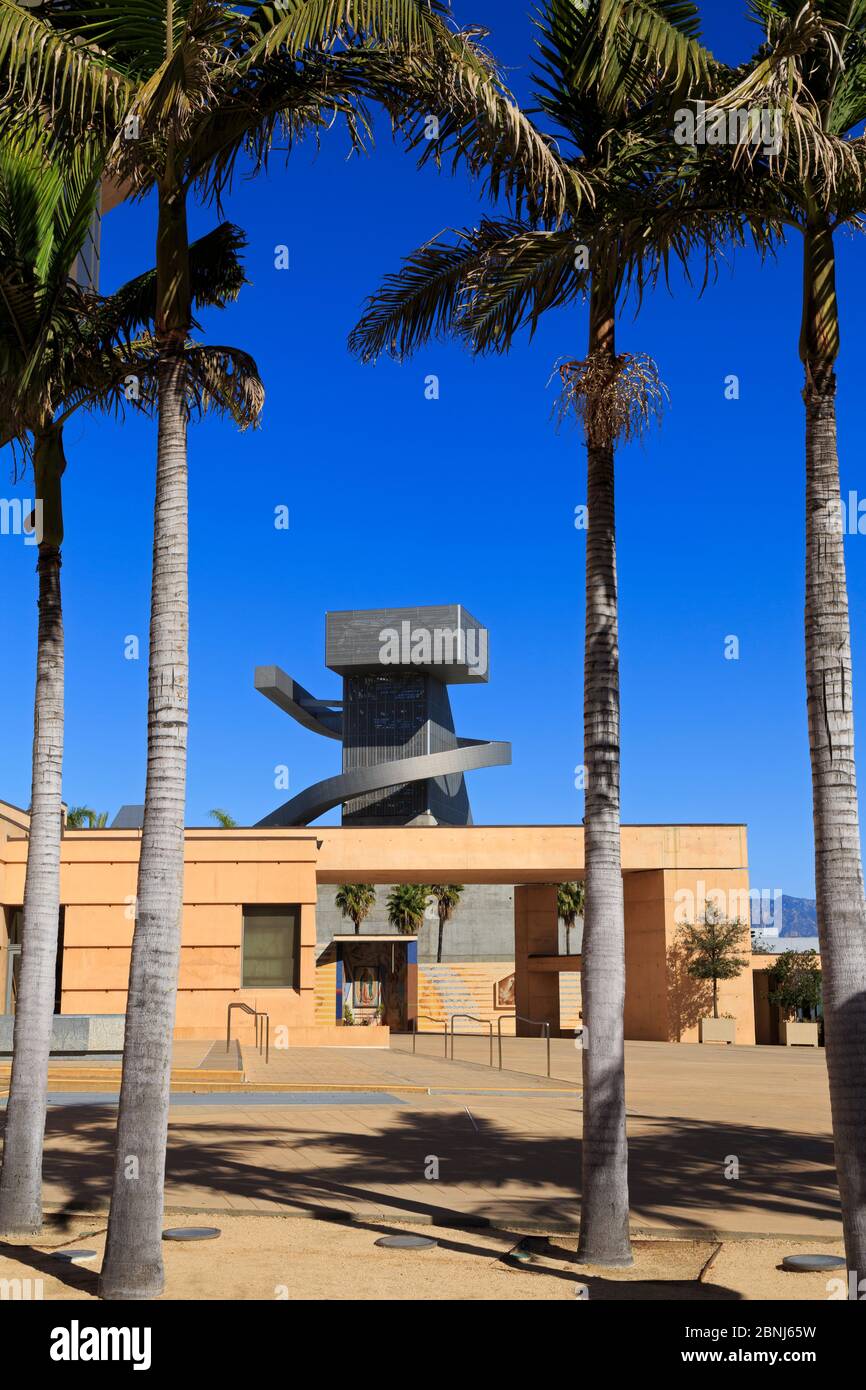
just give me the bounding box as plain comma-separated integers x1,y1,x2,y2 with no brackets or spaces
183,343,265,429
552,350,669,446
704,1,863,201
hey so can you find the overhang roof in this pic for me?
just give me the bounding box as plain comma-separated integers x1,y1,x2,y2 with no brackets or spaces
332,933,418,942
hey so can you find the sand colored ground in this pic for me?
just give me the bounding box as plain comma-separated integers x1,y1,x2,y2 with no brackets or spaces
1,1036,842,1310
0,1213,846,1301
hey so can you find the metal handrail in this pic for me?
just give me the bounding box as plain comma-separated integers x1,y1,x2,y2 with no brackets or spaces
256,1010,270,1065
496,1013,551,1078
226,1001,269,1064
411,1015,448,1056
449,1013,493,1068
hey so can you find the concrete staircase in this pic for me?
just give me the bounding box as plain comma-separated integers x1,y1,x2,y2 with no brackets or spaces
0,1064,244,1094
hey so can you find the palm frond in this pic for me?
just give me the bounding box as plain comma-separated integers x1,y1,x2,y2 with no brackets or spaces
348,221,514,363
190,51,373,204
240,0,451,64
184,342,265,429
532,0,714,145
0,0,134,137
88,222,251,348
457,226,585,353
337,33,581,219
708,1,862,200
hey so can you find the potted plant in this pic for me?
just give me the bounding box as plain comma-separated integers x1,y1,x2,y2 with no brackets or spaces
771,950,822,1046
343,1005,354,1027
678,899,749,1044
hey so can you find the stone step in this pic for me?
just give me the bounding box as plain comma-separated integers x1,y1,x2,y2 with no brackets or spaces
0,1067,243,1085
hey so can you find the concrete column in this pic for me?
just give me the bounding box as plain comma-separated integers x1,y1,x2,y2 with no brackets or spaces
623,871,670,1041
405,939,418,1032
514,883,561,1037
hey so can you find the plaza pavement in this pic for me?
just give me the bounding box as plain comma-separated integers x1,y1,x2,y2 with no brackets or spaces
6,1038,838,1240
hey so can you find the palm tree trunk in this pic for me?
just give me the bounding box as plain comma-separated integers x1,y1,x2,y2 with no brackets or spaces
0,541,64,1235
99,346,189,1300
712,978,719,1019
577,275,632,1268
801,223,866,1279
437,915,444,963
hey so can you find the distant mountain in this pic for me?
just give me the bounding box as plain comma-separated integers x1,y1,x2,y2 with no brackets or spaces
750,894,817,938
778,896,818,937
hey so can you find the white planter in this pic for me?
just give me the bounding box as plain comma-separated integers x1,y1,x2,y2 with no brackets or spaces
699,1016,736,1045
780,1020,819,1047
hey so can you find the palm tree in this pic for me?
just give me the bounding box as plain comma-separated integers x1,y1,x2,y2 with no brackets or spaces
349,0,724,1268
557,881,585,957
0,0,570,1299
428,884,463,962
0,134,263,1238
66,807,109,828
334,884,376,935
209,809,237,828
386,884,429,936
694,0,866,1281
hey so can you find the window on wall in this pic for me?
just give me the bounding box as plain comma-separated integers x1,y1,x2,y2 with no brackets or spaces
3,907,64,1015
241,907,300,989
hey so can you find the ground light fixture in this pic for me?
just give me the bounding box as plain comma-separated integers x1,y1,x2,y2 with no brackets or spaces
50,1249,98,1264
162,1227,222,1242
780,1253,846,1273
374,1235,437,1250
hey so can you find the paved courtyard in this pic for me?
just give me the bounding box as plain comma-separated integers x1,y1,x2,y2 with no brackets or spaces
2,1039,837,1240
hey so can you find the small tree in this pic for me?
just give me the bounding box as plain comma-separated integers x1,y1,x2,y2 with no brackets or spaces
678,900,749,1020
209,809,237,829
771,950,822,1022
429,884,464,962
386,884,429,936
558,882,585,956
335,884,376,935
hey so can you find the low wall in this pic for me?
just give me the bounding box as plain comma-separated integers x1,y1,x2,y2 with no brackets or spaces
276,1023,391,1045
0,1013,125,1055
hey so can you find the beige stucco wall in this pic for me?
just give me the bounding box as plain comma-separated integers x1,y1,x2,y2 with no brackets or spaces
514,853,754,1045
1,822,751,1044
0,828,320,1040
315,823,748,883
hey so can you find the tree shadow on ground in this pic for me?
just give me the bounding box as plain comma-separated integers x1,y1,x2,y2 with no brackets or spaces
1,1100,839,1238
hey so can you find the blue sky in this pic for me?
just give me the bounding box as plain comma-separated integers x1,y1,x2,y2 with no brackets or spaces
1,1,863,899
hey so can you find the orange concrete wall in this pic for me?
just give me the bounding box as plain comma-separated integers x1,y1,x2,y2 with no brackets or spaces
0,819,15,1008
623,871,671,1041
513,862,755,1045
1,822,751,1044
315,823,748,883
514,884,562,1035
662,867,755,1044
1,828,320,1040
623,866,755,1043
